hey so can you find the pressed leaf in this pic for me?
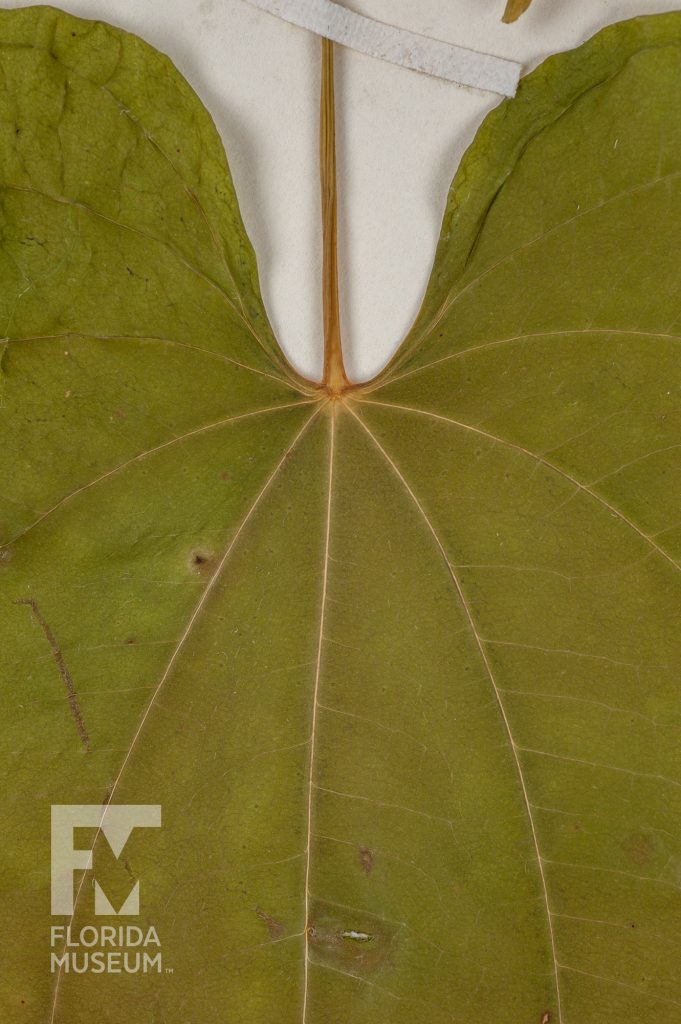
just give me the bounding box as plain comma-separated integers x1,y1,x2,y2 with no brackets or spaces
2,6,681,1023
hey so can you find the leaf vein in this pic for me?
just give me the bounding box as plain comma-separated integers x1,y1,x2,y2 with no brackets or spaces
3,399,315,550
48,404,323,1023
346,403,564,1022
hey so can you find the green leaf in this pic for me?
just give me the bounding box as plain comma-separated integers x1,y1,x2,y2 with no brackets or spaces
2,6,681,1022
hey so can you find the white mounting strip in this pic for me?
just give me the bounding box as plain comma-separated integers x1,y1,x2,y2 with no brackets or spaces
244,0,521,97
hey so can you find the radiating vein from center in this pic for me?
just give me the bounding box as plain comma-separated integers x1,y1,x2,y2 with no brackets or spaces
302,404,336,1021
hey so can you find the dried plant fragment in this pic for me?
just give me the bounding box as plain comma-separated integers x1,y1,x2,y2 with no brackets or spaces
502,0,534,23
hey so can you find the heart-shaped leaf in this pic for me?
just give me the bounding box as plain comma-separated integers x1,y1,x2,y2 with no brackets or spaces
2,7,681,1023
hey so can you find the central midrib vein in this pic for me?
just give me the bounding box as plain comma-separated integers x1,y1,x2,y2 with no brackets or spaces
49,404,324,1024
302,404,336,1021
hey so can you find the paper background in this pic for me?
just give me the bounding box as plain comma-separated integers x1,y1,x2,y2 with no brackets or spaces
2,0,678,380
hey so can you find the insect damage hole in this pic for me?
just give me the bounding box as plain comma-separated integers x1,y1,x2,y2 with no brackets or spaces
341,930,373,942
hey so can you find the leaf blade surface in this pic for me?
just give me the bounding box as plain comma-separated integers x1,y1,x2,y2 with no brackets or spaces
1,7,681,1023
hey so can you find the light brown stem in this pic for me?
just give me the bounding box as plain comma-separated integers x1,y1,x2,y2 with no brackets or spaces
320,37,349,395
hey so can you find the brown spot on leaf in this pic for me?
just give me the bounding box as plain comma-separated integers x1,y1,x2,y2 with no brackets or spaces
125,637,136,645
190,551,214,575
255,907,285,940
219,470,230,481
622,832,655,866
359,845,374,875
